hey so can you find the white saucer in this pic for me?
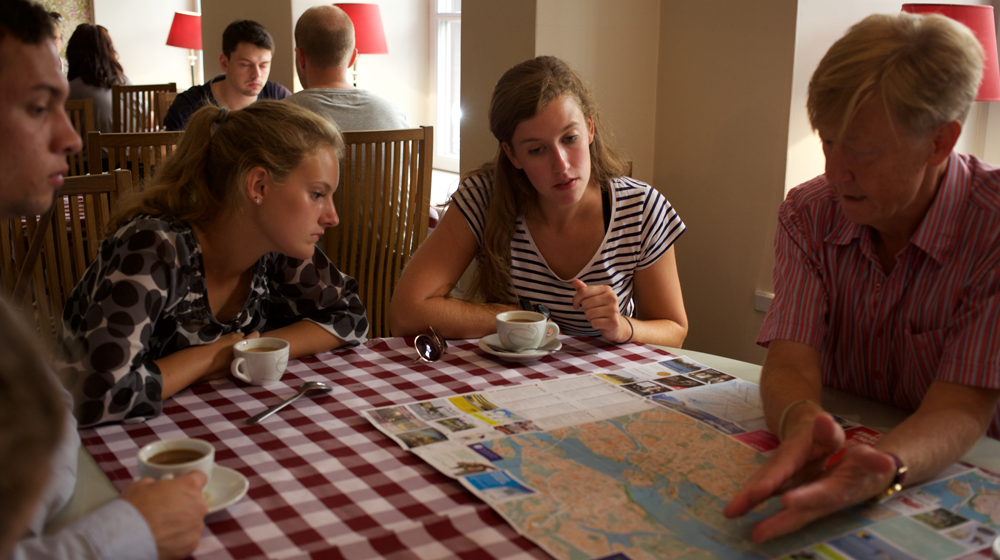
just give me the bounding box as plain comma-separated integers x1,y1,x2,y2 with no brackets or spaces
478,333,562,362
206,466,249,514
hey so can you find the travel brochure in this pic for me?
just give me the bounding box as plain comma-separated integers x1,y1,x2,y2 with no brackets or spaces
363,356,1000,560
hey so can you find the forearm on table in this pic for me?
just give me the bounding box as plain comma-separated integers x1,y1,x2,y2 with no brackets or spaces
156,345,227,399
875,382,1000,485
627,317,687,348
264,321,344,358
759,340,825,438
391,294,517,339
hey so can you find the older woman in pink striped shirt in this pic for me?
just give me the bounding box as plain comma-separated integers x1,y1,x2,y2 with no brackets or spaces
724,12,1000,542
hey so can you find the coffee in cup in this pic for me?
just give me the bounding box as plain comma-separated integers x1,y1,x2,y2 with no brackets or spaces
496,311,560,352
137,437,214,480
231,337,290,386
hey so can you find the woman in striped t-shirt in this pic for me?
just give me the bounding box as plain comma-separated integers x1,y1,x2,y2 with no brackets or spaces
390,56,688,346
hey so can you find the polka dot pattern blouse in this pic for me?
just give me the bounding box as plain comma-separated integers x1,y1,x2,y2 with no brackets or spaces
56,215,369,427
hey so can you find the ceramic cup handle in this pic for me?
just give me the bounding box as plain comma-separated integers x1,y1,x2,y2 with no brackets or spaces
231,357,252,383
543,322,560,344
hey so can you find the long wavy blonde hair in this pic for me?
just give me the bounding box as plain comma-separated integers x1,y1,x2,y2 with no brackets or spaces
466,56,630,304
107,100,344,234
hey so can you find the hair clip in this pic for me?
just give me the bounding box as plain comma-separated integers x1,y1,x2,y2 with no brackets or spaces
218,108,229,123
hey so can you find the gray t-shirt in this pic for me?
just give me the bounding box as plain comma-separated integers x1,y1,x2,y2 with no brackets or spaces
285,88,408,131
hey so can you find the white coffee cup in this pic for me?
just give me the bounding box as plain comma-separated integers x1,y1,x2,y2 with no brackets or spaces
231,337,290,386
496,311,560,351
137,437,214,480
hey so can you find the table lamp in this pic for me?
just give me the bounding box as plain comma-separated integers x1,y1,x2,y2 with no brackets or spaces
334,3,389,87
166,11,202,87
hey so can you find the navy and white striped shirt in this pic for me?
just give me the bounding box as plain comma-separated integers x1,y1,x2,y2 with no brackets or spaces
452,175,685,336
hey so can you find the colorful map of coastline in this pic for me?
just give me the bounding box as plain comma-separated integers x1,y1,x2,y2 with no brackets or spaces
363,355,1000,560
463,407,1000,560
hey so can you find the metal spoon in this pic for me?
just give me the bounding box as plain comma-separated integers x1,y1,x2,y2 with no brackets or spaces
245,381,332,425
412,333,443,364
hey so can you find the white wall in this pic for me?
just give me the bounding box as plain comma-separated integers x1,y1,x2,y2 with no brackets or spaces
94,0,203,89
291,0,431,127
784,0,994,194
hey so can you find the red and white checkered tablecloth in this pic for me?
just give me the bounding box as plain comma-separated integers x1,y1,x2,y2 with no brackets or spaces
80,336,674,560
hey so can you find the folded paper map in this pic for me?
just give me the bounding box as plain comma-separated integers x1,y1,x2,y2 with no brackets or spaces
364,356,999,560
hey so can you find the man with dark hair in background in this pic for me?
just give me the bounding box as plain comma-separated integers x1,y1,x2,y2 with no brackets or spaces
164,19,290,130
0,1,208,558
286,5,407,131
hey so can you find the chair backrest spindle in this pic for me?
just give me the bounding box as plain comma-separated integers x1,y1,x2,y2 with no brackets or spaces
112,83,176,133
64,98,95,176
322,126,433,338
87,131,184,191
2,170,133,346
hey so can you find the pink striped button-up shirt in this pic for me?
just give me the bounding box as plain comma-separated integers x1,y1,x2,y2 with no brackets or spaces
758,152,1000,438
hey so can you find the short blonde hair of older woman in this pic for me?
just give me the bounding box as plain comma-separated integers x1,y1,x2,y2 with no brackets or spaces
808,12,984,138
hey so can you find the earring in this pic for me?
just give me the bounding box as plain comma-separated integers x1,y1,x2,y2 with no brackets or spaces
255,197,260,204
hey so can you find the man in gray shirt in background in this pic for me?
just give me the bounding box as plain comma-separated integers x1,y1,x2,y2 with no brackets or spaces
286,5,408,131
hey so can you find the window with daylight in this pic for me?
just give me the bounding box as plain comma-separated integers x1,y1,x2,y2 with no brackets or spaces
431,0,461,172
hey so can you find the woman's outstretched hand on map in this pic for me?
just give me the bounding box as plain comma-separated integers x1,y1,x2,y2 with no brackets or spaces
723,412,897,542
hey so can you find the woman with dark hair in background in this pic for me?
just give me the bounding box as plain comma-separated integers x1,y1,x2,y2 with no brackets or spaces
66,23,132,134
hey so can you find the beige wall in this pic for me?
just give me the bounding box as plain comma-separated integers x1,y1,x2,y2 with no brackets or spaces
654,1,797,364
459,0,536,173
461,0,660,180
201,0,295,90
535,0,661,183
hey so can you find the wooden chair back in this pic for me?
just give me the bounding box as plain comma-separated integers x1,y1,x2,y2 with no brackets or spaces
323,126,433,339
154,91,179,130
64,98,95,176
1,170,133,346
87,131,184,191
112,82,177,133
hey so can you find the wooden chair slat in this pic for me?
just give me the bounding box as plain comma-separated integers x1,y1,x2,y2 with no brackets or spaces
111,83,176,133
322,127,433,338
2,171,132,346
88,131,183,192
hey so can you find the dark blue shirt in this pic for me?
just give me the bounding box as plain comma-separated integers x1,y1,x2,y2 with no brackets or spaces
163,74,291,130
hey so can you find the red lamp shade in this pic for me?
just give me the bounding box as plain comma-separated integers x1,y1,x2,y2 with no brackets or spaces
335,3,389,54
902,4,1000,101
166,11,202,50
